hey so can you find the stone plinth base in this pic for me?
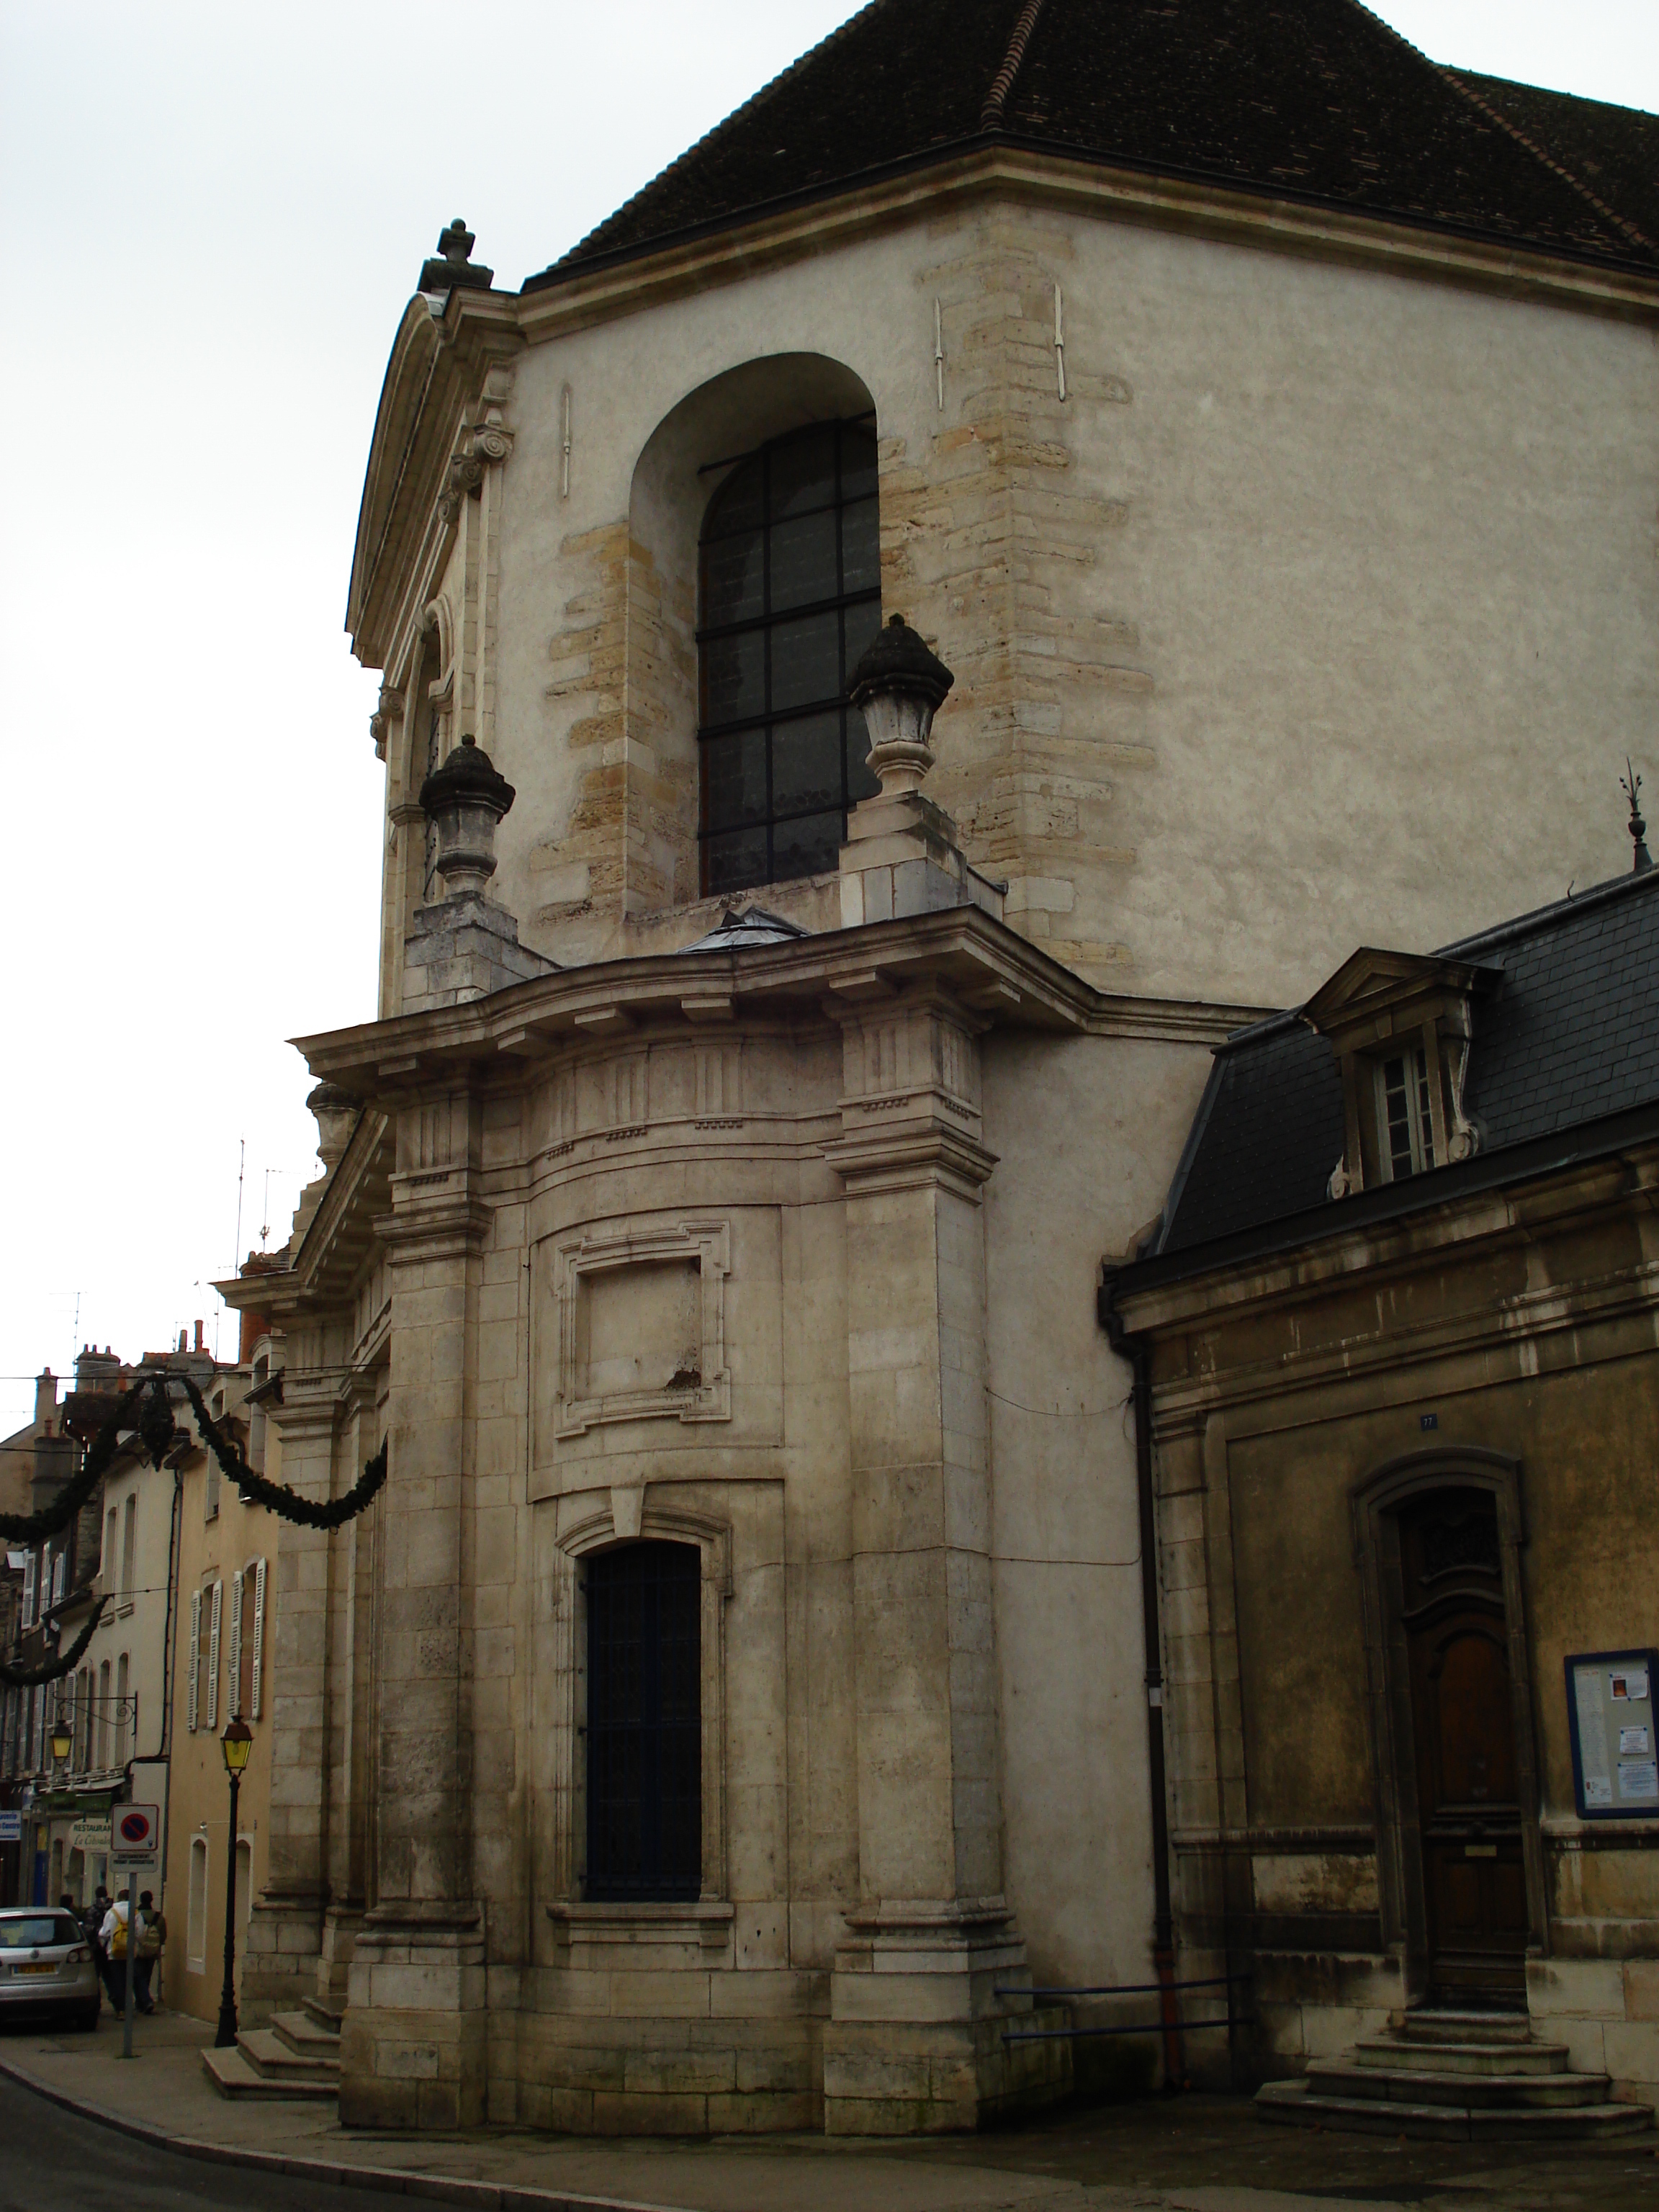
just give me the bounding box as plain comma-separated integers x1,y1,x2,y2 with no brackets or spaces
402,892,556,1014
493,2002,825,2134
340,1901,487,2129
838,788,1004,928
316,1900,366,2016
824,1900,1071,2133
240,1890,323,2029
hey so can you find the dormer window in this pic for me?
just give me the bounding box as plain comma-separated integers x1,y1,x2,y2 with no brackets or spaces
1304,945,1498,1198
1377,1046,1436,1181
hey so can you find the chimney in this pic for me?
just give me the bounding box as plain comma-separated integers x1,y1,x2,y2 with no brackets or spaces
33,1370,57,1429
194,1320,205,1354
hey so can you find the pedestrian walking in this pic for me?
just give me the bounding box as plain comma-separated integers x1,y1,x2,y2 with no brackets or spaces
99,1892,136,2015
133,1889,163,2014
84,1885,112,2010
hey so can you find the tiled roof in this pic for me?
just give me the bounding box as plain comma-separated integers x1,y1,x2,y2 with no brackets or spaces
1156,868,1659,1257
527,0,1659,287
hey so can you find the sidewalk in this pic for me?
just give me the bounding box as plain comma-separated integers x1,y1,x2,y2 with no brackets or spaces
1,2008,1656,2212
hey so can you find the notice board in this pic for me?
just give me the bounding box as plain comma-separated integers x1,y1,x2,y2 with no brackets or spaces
1565,1649,1659,1820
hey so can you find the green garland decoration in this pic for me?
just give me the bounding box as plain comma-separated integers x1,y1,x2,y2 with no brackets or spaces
0,1596,109,1689
176,1375,387,1530
0,1382,147,1545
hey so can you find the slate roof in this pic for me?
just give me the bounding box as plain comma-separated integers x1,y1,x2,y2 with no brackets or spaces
1154,866,1659,1260
526,0,1659,288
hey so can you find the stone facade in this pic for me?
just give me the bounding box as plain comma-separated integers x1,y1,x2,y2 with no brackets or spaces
230,124,1659,2132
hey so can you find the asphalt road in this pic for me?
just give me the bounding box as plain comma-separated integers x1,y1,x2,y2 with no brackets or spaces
0,2072,415,2212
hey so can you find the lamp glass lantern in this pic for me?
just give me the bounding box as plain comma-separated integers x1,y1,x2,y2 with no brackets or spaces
220,1717,253,1774
49,1720,73,1765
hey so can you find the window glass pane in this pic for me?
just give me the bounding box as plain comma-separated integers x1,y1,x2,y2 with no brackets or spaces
586,1543,701,1901
701,532,764,629
768,425,837,518
703,454,764,539
772,712,842,819
703,826,770,896
701,629,765,727
772,809,843,881
702,730,768,832
842,595,882,686
1381,1056,1414,1180
839,423,878,502
841,497,879,595
768,507,838,612
770,611,840,711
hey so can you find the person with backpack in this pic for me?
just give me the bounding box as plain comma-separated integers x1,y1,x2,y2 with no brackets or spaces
84,1886,112,2010
99,1892,138,2015
133,1889,163,2013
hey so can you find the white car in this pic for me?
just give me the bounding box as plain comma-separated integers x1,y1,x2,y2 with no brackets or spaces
0,1908,100,2031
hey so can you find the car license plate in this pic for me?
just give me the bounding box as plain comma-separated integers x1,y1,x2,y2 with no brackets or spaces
14,1962,54,1976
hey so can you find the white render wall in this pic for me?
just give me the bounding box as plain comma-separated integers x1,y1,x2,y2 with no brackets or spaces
389,193,1659,1012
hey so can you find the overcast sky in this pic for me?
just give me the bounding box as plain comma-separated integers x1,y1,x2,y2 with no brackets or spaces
1,0,1655,1431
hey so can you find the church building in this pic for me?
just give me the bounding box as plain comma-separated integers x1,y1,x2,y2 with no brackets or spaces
225,0,1659,2133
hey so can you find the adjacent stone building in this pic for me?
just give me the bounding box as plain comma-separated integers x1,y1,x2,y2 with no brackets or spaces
1108,857,1659,2122
225,0,1659,2133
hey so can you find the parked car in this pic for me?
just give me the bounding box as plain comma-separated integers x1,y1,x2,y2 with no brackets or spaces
0,1909,99,2031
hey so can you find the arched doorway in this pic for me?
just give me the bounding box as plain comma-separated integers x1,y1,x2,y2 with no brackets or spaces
1398,1489,1529,2003
1351,1450,1545,2012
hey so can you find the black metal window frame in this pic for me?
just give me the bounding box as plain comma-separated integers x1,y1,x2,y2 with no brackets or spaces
583,1539,703,1902
696,415,881,896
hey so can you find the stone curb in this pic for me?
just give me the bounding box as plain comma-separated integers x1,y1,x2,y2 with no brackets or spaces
0,2053,679,2212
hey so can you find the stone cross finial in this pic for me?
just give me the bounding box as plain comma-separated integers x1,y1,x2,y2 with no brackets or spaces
1622,759,1653,875
418,219,495,297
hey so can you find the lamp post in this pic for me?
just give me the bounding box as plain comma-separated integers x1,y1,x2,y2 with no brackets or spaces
214,1718,253,2049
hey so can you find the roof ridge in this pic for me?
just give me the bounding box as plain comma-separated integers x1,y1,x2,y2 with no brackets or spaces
1435,64,1657,257
980,0,1051,131
1339,0,1654,256
1436,863,1659,961
543,0,894,277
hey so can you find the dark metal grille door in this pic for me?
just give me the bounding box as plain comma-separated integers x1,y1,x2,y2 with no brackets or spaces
585,1542,702,1899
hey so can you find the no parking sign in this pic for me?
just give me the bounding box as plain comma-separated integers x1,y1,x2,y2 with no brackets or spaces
112,1802,159,1869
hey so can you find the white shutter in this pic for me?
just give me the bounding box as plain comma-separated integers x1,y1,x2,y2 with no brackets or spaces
228,1569,244,1717
187,1591,202,1732
206,1579,222,1730
20,1552,35,1629
61,1672,75,1751
51,1550,66,1606
250,1559,267,1721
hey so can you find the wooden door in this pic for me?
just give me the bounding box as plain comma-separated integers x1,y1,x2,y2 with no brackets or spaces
1399,1493,1528,2005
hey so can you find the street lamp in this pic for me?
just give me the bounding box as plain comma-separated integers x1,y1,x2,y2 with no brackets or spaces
48,1719,73,1767
214,1718,253,2049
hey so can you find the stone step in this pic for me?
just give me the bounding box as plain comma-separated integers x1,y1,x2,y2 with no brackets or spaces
1256,2079,1652,2142
1353,2033,1568,2076
301,1992,344,2033
236,2026,339,2085
1308,2060,1613,2110
271,2007,341,2059
201,2044,338,2101
1389,2008,1533,2043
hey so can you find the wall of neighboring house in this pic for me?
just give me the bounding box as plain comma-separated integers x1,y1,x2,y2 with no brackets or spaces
161,1359,276,2023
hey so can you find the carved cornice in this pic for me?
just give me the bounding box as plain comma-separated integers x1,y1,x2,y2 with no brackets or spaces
822,1118,998,1200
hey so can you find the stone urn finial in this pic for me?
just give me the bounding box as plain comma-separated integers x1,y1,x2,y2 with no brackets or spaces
305,1082,359,1171
418,734,516,899
849,616,955,796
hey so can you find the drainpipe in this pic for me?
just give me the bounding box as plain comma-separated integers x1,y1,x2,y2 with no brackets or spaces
1097,1263,1184,2090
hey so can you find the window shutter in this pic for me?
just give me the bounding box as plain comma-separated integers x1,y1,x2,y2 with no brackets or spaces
20,1552,35,1629
51,1550,66,1606
206,1579,222,1730
61,1671,75,1748
228,1569,244,1717
250,1559,267,1721
187,1591,202,1732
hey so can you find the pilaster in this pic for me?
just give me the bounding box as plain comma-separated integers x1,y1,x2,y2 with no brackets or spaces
821,994,1069,2131
339,1085,491,2129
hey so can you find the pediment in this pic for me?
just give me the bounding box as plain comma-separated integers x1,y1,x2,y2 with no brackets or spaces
1303,946,1496,1038
346,298,444,652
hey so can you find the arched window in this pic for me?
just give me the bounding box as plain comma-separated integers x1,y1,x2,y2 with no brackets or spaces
585,1542,701,1900
698,418,881,896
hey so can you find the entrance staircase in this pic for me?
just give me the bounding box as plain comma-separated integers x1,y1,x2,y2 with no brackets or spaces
1256,2010,1652,2141
201,1993,341,2099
